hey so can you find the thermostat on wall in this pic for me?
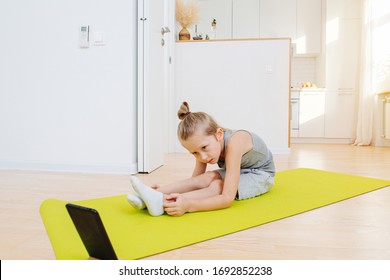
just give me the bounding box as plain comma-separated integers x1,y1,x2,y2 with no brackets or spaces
79,25,90,48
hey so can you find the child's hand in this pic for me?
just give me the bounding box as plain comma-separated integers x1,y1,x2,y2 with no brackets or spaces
163,193,189,217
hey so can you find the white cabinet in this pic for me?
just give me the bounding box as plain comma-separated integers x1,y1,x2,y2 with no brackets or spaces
325,0,361,91
260,0,322,54
298,91,325,137
324,0,361,140
232,0,260,39
195,0,322,53
324,26,359,139
296,0,322,54
325,20,361,91
327,0,362,19
260,0,297,39
324,91,357,139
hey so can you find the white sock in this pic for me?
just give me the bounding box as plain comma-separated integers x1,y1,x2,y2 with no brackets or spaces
126,194,146,210
130,176,164,216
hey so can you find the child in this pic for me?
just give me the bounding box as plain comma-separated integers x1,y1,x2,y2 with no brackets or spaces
127,101,275,217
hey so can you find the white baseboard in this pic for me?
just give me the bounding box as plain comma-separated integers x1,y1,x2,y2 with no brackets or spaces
0,161,138,175
290,137,353,144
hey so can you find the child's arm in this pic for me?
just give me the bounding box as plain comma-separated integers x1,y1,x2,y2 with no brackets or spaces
192,160,207,177
210,130,253,206
167,131,252,215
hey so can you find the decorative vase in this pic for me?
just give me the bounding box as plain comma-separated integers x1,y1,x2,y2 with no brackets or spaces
179,27,190,40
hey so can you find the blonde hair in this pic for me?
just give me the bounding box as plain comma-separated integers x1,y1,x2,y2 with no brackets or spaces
177,101,220,141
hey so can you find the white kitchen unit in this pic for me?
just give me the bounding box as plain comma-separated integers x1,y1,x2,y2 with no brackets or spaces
260,0,322,55
324,90,358,139
290,89,326,141
325,20,361,90
326,0,362,19
296,0,322,55
290,88,358,144
232,0,260,39
298,90,326,137
259,0,297,39
324,0,361,141
195,0,322,55
291,0,362,144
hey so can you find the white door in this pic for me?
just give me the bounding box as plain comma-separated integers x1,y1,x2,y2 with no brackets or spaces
137,0,170,173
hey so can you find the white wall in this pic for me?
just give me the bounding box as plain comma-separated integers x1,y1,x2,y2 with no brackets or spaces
174,39,291,154
0,0,138,173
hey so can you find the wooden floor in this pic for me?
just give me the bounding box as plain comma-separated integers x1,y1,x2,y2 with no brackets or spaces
1,144,390,260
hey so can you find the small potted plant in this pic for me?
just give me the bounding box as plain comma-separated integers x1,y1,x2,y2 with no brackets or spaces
211,18,217,39
211,18,217,28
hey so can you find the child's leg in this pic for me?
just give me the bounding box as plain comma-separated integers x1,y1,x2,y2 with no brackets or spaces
176,179,224,200
154,171,221,194
163,179,224,216
235,171,274,200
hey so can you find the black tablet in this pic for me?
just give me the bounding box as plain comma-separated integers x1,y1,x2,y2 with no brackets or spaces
65,203,118,260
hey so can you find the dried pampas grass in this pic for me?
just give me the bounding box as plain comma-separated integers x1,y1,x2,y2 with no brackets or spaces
176,0,199,28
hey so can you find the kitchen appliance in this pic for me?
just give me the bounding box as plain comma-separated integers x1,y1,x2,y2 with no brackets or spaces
290,91,300,137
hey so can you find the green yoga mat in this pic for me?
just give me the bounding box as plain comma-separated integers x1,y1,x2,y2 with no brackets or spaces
40,168,390,260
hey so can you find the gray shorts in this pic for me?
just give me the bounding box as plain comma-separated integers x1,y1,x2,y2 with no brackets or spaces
215,168,274,200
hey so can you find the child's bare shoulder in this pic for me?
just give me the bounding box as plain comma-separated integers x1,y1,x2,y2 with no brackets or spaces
227,131,252,153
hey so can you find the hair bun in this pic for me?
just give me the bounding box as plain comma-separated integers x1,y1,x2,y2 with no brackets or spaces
178,101,191,120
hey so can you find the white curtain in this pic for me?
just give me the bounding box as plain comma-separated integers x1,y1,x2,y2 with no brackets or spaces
355,0,390,145
354,0,374,146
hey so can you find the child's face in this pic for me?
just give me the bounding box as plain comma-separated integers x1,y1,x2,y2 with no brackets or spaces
181,127,224,164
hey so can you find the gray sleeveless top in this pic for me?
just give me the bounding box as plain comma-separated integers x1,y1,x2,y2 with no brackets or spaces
217,130,275,176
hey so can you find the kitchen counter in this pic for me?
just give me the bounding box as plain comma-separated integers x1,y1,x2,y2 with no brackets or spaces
291,87,326,92
176,38,291,43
